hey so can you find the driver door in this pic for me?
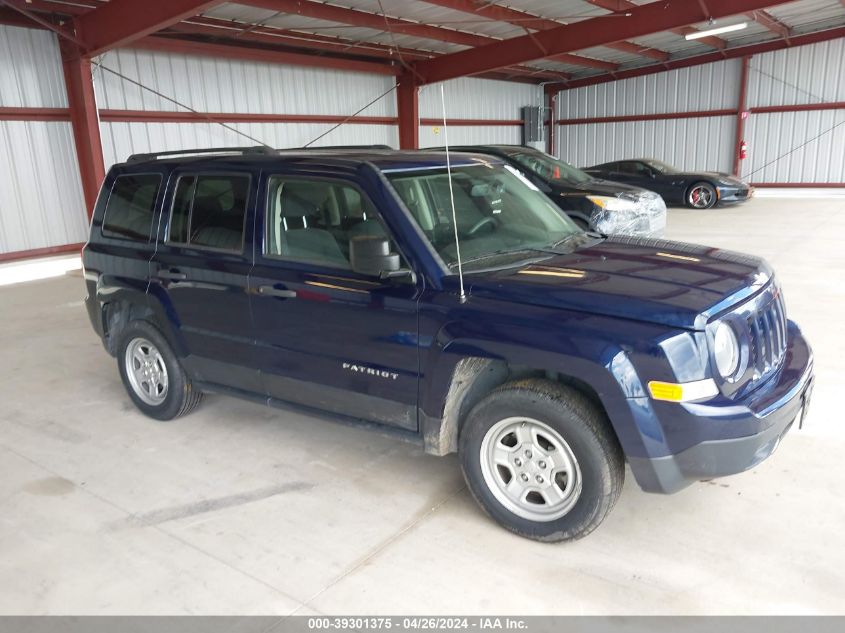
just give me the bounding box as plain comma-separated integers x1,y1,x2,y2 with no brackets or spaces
248,173,422,431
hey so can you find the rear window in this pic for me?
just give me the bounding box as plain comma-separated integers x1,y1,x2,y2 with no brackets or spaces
101,174,162,241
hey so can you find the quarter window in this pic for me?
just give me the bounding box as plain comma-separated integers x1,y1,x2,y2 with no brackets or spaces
265,177,388,268
168,174,250,252
101,174,162,241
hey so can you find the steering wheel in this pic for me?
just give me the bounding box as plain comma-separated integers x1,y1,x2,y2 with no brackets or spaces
466,216,496,237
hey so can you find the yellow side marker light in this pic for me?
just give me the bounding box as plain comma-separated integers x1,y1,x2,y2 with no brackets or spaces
648,379,718,402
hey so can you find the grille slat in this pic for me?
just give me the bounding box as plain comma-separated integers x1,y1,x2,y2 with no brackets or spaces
747,292,787,381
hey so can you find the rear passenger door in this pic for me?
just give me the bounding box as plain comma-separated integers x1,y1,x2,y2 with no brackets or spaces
249,174,422,431
149,168,261,394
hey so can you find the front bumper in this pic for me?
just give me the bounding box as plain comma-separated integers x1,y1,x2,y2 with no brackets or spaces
629,322,814,494
717,184,753,204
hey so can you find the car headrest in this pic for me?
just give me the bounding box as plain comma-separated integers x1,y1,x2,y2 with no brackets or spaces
279,183,328,219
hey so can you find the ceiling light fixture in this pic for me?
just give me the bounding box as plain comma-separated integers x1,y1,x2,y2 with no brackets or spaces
685,22,748,40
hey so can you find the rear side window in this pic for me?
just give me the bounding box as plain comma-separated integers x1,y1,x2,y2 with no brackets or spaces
101,174,162,241
168,174,250,252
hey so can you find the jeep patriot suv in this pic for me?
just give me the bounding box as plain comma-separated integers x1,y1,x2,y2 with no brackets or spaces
83,147,814,541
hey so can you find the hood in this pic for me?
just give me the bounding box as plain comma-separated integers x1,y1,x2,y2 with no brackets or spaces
467,237,773,330
549,178,649,198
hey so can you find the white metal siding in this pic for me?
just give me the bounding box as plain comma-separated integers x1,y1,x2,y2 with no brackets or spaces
0,25,67,108
419,78,540,120
743,110,845,182
744,39,845,183
747,38,845,107
100,122,398,166
557,59,741,119
94,48,397,116
557,116,736,172
417,78,539,147
0,26,87,255
0,121,88,253
418,124,522,148
554,38,845,182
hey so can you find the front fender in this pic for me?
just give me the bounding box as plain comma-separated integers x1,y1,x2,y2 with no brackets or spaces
418,313,669,461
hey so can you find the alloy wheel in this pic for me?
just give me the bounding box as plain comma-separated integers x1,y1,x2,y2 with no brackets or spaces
124,337,169,406
479,417,582,522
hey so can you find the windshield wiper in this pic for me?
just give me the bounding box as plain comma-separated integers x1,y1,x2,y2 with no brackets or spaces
453,248,538,267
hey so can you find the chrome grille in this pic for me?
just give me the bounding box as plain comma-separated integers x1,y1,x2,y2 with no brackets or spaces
748,291,788,378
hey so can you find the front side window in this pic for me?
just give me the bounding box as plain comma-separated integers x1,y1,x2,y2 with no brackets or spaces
101,174,162,241
168,174,249,252
387,164,580,270
265,177,389,268
644,159,677,175
509,151,592,185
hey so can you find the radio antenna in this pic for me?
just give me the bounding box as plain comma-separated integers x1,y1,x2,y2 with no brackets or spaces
440,84,467,304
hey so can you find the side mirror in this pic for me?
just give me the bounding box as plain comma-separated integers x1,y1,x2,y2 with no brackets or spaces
350,236,412,281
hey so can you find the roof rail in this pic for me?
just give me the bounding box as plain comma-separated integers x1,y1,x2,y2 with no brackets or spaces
294,144,394,150
126,146,276,163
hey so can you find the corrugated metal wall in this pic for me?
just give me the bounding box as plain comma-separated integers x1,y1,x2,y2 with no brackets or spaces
558,59,741,118
743,39,845,182
95,48,398,164
554,39,845,182
418,77,540,147
100,122,398,168
555,59,741,172
559,116,736,172
0,25,88,255
744,110,845,182
746,38,845,108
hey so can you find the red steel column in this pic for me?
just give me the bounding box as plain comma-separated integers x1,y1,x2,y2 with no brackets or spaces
733,55,751,177
396,74,419,150
60,40,105,218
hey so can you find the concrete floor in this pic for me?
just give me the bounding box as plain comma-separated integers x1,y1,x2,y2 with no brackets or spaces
1,196,844,615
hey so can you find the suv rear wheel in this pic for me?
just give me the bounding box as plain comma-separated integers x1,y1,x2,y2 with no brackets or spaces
117,321,202,420
459,379,624,542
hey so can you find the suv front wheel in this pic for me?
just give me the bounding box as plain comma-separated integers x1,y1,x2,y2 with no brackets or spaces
117,321,202,420
459,379,624,542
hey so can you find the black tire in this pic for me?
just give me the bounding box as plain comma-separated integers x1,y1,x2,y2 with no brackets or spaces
116,320,202,420
686,181,717,209
459,379,624,542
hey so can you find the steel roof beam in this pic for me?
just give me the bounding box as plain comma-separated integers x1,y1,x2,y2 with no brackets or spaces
422,0,669,61
584,0,728,50
544,25,845,91
412,0,789,84
72,0,226,57
240,0,616,70
747,9,791,41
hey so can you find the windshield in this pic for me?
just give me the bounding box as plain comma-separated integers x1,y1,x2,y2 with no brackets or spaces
387,164,581,270
509,151,592,185
644,159,678,174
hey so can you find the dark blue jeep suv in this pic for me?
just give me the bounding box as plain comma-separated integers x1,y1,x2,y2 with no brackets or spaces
82,147,814,541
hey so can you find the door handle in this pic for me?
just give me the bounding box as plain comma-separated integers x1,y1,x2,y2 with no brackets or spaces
157,269,187,281
257,285,297,299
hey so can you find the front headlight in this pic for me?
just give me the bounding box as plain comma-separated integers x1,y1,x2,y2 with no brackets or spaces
586,194,638,212
713,321,740,379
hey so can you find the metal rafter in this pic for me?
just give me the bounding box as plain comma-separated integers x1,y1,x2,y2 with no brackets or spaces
72,0,226,56
240,0,618,70
0,0,566,81
584,0,728,50
422,0,669,61
747,9,791,40
412,0,789,84
545,25,845,91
